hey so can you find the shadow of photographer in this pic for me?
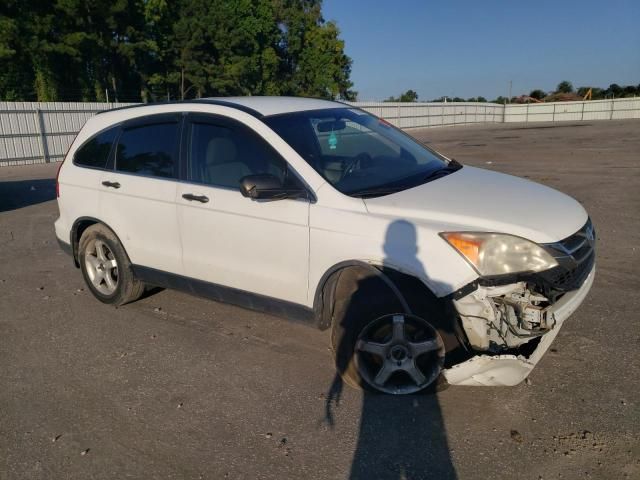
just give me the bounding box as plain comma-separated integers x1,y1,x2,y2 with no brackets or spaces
325,220,457,479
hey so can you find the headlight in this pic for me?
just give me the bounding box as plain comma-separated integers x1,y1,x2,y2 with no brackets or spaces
440,232,558,276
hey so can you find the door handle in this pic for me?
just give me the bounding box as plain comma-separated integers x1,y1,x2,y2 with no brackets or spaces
182,193,209,203
101,181,121,189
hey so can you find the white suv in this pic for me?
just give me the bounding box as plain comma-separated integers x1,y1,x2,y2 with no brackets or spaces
55,97,595,394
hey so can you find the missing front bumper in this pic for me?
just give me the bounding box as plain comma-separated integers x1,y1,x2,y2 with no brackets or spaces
443,266,595,386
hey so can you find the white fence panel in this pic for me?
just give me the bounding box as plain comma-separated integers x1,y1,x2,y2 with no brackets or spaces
611,98,640,119
351,101,504,129
504,98,640,123
0,102,135,166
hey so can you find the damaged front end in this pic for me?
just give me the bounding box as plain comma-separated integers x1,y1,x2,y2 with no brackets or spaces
454,282,554,355
443,220,596,386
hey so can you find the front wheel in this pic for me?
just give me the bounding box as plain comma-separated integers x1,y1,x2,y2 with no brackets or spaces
333,312,446,395
78,224,145,306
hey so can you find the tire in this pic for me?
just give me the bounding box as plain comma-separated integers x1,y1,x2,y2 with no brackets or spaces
78,224,145,306
329,267,446,395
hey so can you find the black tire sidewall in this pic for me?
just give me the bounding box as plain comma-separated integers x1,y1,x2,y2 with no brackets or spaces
78,227,132,305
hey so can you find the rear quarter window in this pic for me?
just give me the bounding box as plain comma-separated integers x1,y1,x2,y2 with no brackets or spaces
74,126,119,169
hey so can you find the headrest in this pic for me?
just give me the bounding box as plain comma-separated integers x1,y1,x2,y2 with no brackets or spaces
206,137,237,166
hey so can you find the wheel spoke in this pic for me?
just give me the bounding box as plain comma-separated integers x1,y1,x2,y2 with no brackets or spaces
374,361,396,386
85,254,100,269
95,241,107,261
392,315,405,341
93,269,105,283
403,362,427,386
410,339,440,357
107,258,118,269
356,339,387,359
104,272,116,291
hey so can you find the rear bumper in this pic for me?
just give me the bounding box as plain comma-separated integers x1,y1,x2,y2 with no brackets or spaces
56,237,72,257
443,265,595,386
54,215,74,261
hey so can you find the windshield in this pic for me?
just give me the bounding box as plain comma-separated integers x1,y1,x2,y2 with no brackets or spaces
264,107,455,197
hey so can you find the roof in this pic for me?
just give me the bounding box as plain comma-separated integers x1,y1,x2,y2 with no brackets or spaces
95,96,347,119
204,96,345,116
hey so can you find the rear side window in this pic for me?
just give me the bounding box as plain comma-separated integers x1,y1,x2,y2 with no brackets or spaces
115,121,179,178
74,127,118,169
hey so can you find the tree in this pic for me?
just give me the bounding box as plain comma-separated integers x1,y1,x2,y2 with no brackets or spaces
529,89,546,100
273,0,355,100
384,89,418,102
400,90,418,102
608,83,622,96
556,81,573,94
0,0,355,101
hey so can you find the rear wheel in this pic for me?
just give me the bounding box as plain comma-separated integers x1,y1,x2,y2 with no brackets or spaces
78,224,144,306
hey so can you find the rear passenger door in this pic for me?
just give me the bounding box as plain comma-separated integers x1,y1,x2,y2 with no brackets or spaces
100,114,183,275
176,113,310,305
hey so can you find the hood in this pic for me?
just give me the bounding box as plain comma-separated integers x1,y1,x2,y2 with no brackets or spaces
363,166,587,243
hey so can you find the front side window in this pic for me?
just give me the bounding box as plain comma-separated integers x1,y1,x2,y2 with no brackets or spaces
265,108,453,197
115,121,179,178
187,121,287,189
74,126,118,169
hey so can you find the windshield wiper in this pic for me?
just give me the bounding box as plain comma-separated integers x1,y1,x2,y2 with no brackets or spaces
348,186,405,198
447,158,463,170
348,160,463,198
419,158,463,182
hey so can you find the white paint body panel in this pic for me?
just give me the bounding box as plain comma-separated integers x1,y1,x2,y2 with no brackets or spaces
307,198,478,300
99,172,182,274
364,166,588,244
176,184,310,305
54,166,102,244
207,96,344,116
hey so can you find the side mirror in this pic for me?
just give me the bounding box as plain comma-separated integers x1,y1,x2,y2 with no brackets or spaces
239,174,307,201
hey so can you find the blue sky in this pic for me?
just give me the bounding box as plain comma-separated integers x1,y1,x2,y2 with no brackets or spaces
322,0,640,101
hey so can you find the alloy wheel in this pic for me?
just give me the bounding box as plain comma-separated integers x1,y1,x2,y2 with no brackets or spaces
355,314,445,394
84,239,119,296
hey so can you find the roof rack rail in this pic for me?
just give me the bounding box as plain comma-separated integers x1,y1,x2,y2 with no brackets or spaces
96,99,263,118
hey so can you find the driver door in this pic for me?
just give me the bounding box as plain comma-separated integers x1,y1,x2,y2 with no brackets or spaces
176,113,310,306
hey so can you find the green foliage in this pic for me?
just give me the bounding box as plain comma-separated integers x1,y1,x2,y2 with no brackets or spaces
0,0,354,101
384,89,418,102
529,89,546,100
556,81,574,94
425,82,637,105
606,83,622,97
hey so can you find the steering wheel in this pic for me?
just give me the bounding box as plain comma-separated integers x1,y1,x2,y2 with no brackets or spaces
342,153,371,180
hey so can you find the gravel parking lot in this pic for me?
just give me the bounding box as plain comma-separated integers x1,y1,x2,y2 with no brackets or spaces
1,120,639,480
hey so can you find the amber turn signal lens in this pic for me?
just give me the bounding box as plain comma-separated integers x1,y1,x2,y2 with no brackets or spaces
441,233,482,266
